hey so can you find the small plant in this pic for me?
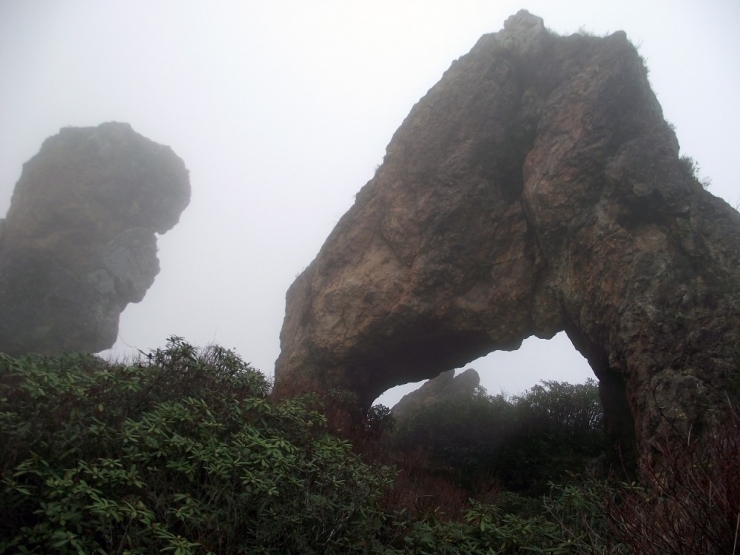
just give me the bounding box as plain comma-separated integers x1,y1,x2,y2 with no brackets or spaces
679,154,712,189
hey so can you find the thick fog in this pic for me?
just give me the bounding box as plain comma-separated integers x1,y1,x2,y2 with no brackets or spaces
1,1,738,406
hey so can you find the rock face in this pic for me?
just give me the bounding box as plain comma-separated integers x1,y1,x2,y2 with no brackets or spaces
391,368,480,421
275,11,740,465
0,122,190,355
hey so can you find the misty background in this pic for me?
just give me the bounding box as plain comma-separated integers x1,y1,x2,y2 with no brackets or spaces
1,1,738,407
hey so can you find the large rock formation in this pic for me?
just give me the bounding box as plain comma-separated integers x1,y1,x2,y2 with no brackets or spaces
274,11,740,465
391,368,480,421
0,122,190,355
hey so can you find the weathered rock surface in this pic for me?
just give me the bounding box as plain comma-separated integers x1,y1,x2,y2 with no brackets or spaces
0,122,190,355
391,368,480,421
275,10,740,465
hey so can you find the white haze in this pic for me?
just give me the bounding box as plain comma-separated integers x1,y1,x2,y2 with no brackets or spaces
0,1,738,407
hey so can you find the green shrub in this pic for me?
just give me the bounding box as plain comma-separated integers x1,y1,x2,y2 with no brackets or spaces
0,338,396,554
389,481,627,555
389,380,605,495
0,339,642,554
544,480,631,554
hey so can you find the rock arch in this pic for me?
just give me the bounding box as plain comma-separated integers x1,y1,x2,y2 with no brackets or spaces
274,12,740,464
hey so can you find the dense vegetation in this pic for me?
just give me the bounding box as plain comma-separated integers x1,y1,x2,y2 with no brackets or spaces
388,380,605,496
1,338,737,554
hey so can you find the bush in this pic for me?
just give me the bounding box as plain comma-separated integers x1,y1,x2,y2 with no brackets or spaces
390,482,625,555
606,407,740,555
0,338,397,554
389,380,605,495
544,480,631,554
17,338,734,554
500,380,605,494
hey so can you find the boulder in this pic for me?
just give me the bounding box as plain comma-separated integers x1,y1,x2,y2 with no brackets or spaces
274,11,740,466
0,122,190,355
391,368,481,421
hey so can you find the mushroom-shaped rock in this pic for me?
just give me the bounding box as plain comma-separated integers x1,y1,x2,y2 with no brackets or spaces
0,122,190,355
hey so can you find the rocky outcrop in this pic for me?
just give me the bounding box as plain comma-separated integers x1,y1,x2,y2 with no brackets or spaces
275,11,740,466
0,122,190,355
391,368,480,421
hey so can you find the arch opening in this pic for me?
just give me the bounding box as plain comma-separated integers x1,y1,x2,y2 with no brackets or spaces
374,332,592,406
373,331,637,473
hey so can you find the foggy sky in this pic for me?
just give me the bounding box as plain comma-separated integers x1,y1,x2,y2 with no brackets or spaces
1,1,738,406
